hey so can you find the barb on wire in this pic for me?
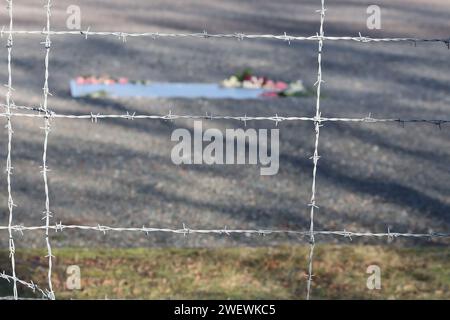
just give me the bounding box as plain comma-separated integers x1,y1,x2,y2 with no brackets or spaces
8,103,51,114
0,29,449,47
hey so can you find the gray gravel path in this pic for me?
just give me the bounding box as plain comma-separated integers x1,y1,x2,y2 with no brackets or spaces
0,0,449,248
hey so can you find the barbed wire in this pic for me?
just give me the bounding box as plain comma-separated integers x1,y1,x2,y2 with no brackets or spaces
0,296,48,300
0,296,46,300
0,271,53,300
40,0,55,301
1,222,447,300
0,108,448,128
306,0,326,301
4,0,17,300
7,103,48,113
0,223,449,239
0,29,449,47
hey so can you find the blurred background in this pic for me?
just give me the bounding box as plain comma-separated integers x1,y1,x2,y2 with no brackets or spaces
0,0,449,299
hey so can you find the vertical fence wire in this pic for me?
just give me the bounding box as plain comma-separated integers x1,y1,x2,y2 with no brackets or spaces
4,0,17,300
306,0,326,300
40,0,55,300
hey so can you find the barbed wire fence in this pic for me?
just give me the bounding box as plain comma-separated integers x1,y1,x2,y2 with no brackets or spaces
1,0,449,300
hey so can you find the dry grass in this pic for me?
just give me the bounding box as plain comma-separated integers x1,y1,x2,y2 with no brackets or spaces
1,245,449,299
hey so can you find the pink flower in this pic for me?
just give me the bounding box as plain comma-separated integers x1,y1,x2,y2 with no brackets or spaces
76,77,85,85
275,81,288,91
118,77,129,84
254,77,265,86
85,77,99,84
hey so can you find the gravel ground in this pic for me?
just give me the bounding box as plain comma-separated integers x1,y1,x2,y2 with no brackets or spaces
0,0,448,248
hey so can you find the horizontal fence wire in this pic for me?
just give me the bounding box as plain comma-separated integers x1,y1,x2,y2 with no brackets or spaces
0,224,449,239
0,107,449,127
0,29,449,47
1,0,449,301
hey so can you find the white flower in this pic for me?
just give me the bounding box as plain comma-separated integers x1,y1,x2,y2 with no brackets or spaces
222,76,241,88
290,80,305,91
242,80,261,89
284,80,306,95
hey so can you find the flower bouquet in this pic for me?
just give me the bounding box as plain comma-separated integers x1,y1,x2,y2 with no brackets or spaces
221,69,308,98
75,75,130,85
